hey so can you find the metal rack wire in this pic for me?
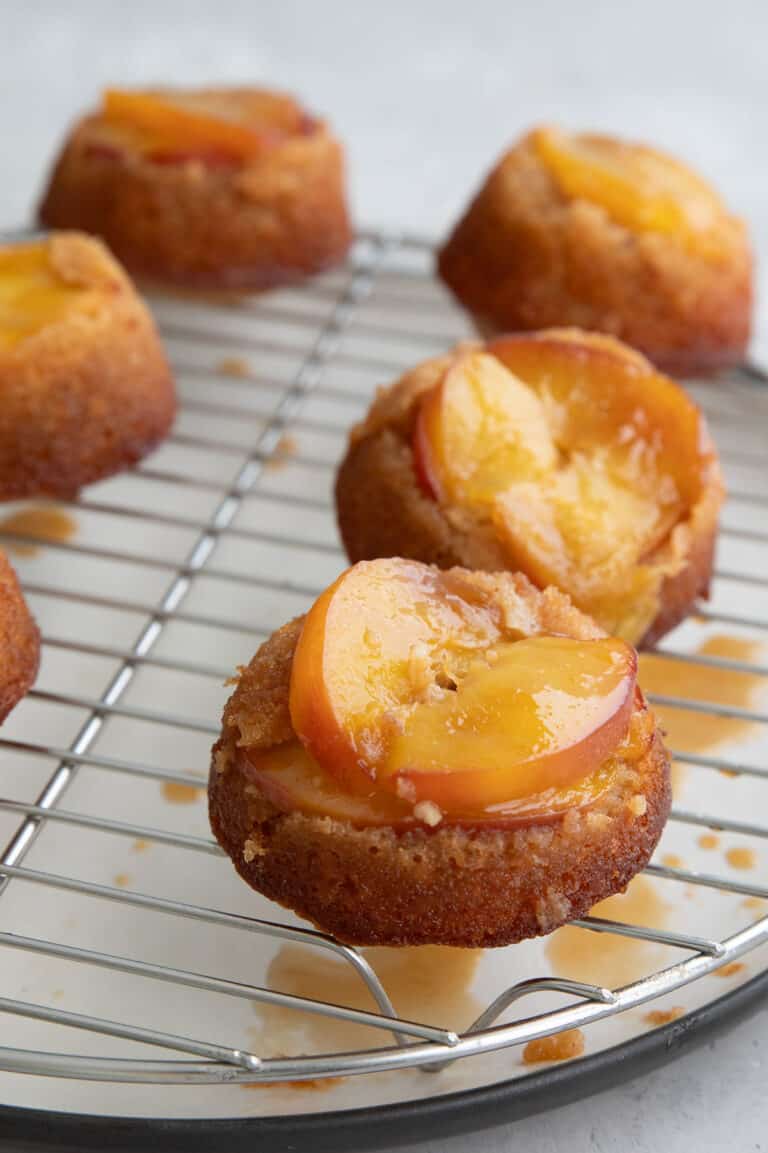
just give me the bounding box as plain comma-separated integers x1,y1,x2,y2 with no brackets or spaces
0,230,766,1090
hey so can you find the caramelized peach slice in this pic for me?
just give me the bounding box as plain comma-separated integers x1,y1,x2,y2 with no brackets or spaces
385,636,636,812
289,558,638,817
245,738,627,828
245,743,412,827
488,333,709,507
0,242,83,350
414,335,717,640
289,558,503,791
533,128,726,256
414,351,557,503
101,88,307,161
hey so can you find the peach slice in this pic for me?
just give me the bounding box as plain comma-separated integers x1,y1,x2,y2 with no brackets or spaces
384,636,636,812
244,738,626,829
0,242,83,350
487,332,710,509
414,351,557,503
244,742,412,827
533,127,725,256
101,88,306,162
289,557,504,791
289,558,638,816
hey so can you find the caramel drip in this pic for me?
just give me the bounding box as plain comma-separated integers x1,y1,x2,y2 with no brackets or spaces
250,944,483,1057
546,876,670,988
639,634,766,794
161,782,204,804
522,1028,585,1064
0,506,77,557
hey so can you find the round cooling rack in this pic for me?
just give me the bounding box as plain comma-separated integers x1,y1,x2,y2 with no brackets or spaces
0,229,766,1149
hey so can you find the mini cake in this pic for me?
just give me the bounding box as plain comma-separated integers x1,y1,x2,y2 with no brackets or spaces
210,558,670,947
438,127,752,373
39,87,352,289
0,551,40,721
336,330,724,647
0,231,175,499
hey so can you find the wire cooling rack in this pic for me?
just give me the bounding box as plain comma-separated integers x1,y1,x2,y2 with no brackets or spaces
0,231,767,1130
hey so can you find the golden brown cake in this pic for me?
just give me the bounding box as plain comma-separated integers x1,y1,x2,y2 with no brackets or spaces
0,551,40,721
210,558,671,947
39,88,352,289
0,231,175,499
336,330,724,647
438,127,752,373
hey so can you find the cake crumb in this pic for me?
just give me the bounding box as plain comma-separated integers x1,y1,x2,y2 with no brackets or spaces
522,1028,584,1064
243,837,266,863
396,777,417,803
413,800,443,827
628,794,647,817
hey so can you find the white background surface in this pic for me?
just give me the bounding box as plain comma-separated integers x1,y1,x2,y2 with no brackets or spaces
1,1,767,1149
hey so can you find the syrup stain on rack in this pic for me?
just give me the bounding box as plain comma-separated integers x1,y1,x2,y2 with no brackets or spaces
161,782,205,804
249,944,483,1058
699,832,720,851
714,962,746,979
0,505,77,556
264,434,298,471
643,1006,684,1026
639,634,767,792
218,356,252,378
522,1028,585,1064
241,1076,344,1094
546,875,671,989
725,847,757,870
